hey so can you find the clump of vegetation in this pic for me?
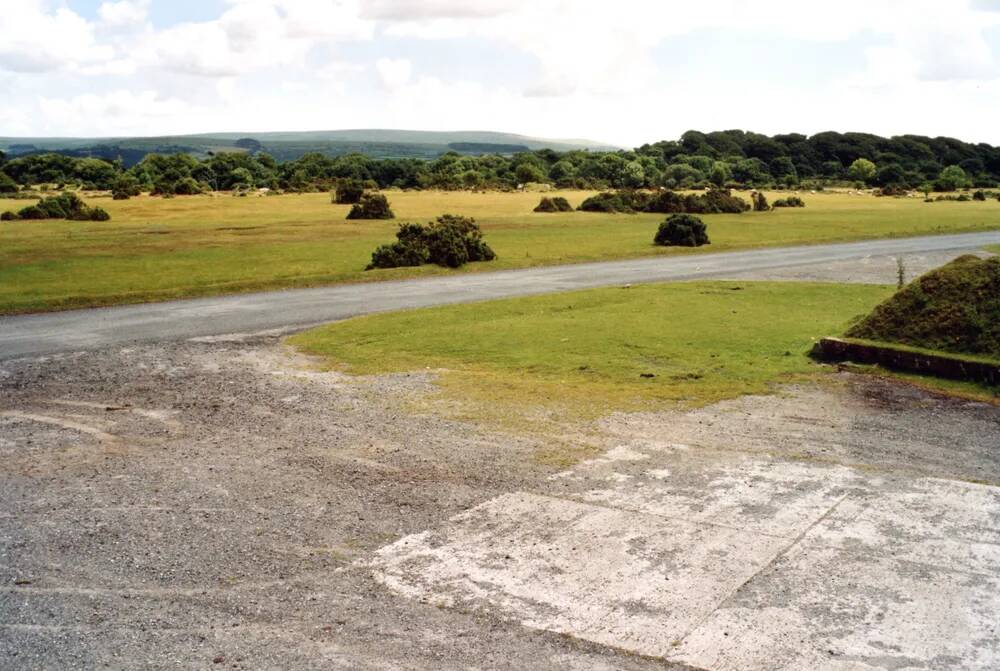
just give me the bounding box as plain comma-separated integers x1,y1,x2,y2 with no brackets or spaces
334,179,365,204
877,185,907,197
972,189,987,201
772,196,805,208
654,213,710,247
934,194,971,202
111,174,142,200
577,190,650,213
751,191,770,211
846,255,1000,358
579,188,749,215
2,192,110,222
533,196,573,212
367,215,496,269
346,193,395,220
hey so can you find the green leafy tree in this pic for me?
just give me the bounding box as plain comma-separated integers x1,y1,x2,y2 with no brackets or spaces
848,158,877,183
935,165,971,191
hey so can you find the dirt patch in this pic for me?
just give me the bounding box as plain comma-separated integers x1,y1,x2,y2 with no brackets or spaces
1,338,997,668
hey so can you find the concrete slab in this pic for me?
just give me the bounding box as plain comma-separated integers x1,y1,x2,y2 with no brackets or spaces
369,447,1000,668
372,491,793,658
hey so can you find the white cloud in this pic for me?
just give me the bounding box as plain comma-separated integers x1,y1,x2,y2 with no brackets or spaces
362,0,518,20
38,90,190,136
1,0,1000,146
98,0,151,28
375,57,412,89
0,2,114,73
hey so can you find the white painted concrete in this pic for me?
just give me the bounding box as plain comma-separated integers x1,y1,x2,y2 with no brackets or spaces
369,446,1000,669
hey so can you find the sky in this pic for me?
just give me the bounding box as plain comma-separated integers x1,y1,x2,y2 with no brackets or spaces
2,0,1000,147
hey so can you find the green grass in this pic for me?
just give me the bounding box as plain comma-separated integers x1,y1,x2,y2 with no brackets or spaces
3,190,998,315
290,281,895,428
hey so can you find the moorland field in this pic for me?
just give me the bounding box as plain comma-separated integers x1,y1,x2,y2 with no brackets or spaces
2,189,999,315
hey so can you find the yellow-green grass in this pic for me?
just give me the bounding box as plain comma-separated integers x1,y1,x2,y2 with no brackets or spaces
3,190,998,315
290,280,896,431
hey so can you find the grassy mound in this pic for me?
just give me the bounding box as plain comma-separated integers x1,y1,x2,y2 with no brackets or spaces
846,255,1000,358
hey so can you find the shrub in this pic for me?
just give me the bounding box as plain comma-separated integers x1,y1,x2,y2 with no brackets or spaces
1,210,17,220
533,196,573,212
347,193,395,220
654,214,710,247
751,191,770,211
110,175,142,200
334,180,365,204
691,188,750,214
367,214,495,270
12,192,111,222
973,190,986,201
0,172,17,194
88,207,111,221
772,196,806,208
17,205,47,220
173,177,204,195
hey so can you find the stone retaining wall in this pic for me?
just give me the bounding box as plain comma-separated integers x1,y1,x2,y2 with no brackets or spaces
812,337,999,386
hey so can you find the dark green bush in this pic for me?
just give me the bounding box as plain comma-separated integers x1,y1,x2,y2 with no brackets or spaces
0,172,17,194
533,196,574,212
347,193,395,219
654,213,709,247
751,191,770,211
334,180,365,204
17,205,46,220
578,190,651,213
973,189,986,201
1,210,17,221
772,196,806,207
12,192,111,222
173,177,204,195
367,214,496,269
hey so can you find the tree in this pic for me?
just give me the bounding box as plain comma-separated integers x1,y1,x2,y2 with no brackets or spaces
334,179,364,204
0,171,17,194
848,158,877,183
515,162,546,184
709,161,732,187
654,214,709,247
935,165,971,191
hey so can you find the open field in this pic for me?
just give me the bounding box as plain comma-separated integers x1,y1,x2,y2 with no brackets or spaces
291,280,896,427
2,190,999,315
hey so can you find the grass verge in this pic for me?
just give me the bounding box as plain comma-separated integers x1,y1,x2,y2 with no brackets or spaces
290,281,895,433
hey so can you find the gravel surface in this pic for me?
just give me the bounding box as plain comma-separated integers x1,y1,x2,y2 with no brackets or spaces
1,336,997,669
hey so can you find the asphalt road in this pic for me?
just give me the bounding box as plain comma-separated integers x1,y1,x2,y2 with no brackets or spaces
2,231,999,360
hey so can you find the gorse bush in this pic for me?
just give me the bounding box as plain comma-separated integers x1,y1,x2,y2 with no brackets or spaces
751,191,770,211
367,214,496,270
346,193,395,219
1,192,111,222
973,190,987,201
654,213,710,247
334,179,365,204
578,188,749,215
772,196,805,207
533,196,574,212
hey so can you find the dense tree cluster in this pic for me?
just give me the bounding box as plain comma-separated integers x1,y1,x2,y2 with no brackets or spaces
3,129,1000,195
367,215,496,269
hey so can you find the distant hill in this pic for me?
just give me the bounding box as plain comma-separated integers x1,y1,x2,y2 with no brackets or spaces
0,129,621,166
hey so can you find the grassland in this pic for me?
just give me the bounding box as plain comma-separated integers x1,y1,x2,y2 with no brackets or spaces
290,280,895,430
2,190,998,315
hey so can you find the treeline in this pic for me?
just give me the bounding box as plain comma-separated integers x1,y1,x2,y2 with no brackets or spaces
2,129,999,195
